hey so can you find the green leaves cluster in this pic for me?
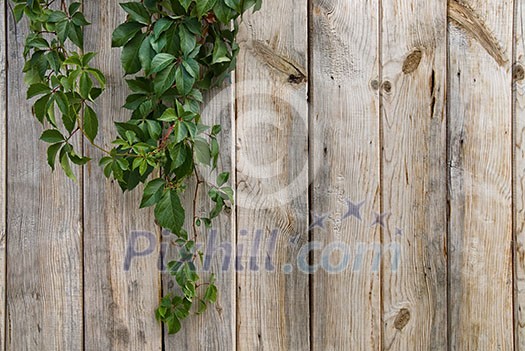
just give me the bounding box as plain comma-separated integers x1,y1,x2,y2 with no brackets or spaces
17,0,262,336
14,0,106,182
108,0,260,334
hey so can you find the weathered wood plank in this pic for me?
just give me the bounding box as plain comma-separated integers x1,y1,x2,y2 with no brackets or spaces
5,8,83,350
380,0,448,350
448,0,514,349
82,3,162,350
163,83,236,350
235,0,309,349
0,2,7,350
310,0,381,350
514,0,525,347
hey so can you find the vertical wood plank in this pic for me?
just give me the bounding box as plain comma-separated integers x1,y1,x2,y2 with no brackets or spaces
5,8,83,350
163,83,236,350
380,0,448,349
235,0,309,349
82,3,162,350
514,0,525,347
310,0,381,350
448,0,514,349
0,2,6,350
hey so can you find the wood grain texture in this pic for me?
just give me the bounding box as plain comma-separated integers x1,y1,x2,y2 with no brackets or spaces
309,0,381,350
515,0,525,347
448,0,514,349
380,0,448,349
82,3,162,350
0,2,6,350
235,0,309,349
5,7,83,350
163,82,236,350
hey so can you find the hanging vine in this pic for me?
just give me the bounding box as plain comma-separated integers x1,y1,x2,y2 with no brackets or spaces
13,0,261,335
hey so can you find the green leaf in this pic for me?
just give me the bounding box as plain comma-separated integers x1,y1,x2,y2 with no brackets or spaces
158,108,178,122
196,0,217,17
154,64,177,96
83,106,98,142
166,315,181,334
212,38,231,64
69,2,81,14
33,94,51,123
60,146,77,182
121,32,146,74
56,20,69,43
153,18,173,38
146,120,162,139
68,23,84,49
27,83,50,99
175,65,195,96
86,68,106,88
79,72,93,99
204,283,218,303
40,129,65,143
179,25,196,56
179,0,193,12
224,0,241,12
217,172,229,186
214,0,236,23
149,53,176,75
47,143,63,170
140,178,166,208
13,4,25,22
154,189,185,235
71,12,90,26
120,2,151,24
193,138,211,165
181,58,199,78
112,21,145,47
139,36,155,73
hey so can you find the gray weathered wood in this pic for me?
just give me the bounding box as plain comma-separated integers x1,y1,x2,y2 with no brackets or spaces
448,0,514,349
310,0,381,350
82,3,162,350
235,0,310,349
380,0,448,349
515,0,525,347
0,2,6,350
164,82,236,350
6,8,83,350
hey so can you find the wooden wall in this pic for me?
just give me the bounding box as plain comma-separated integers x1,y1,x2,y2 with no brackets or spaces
0,0,522,349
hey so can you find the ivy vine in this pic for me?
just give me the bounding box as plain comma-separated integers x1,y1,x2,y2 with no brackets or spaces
13,0,261,335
